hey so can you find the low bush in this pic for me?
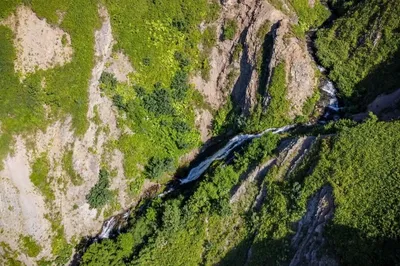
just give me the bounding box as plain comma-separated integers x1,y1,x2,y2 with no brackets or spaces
223,19,237,40
145,157,175,180
86,169,113,209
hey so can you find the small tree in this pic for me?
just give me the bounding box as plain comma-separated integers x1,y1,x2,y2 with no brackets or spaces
145,157,174,180
222,19,237,40
99,72,117,90
86,169,113,209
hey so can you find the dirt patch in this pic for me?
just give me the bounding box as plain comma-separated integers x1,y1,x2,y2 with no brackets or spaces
195,108,213,142
105,52,134,83
0,6,73,75
0,137,53,263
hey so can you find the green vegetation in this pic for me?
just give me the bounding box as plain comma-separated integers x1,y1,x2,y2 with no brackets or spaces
205,0,221,23
105,0,212,87
81,133,280,265
250,117,400,265
247,62,291,132
20,235,42,258
3,1,400,265
30,154,54,202
37,215,74,265
202,26,217,51
102,66,201,194
222,19,238,41
0,242,22,266
314,118,400,265
212,99,245,136
81,115,400,265
316,0,400,110
86,169,113,209
145,157,174,180
95,0,221,196
296,89,320,122
0,0,99,163
50,223,73,265
328,0,364,15
289,0,330,36
62,150,83,186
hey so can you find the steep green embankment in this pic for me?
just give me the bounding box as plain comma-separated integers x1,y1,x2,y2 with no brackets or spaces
98,0,220,194
81,117,400,266
316,0,400,110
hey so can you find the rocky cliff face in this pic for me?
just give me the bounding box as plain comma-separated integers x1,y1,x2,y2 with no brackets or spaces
193,0,317,119
0,7,134,265
290,186,337,266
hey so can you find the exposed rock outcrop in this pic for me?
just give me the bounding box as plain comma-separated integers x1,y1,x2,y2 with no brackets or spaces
353,87,400,121
0,6,133,264
192,0,287,111
193,0,317,119
289,186,337,266
266,19,318,118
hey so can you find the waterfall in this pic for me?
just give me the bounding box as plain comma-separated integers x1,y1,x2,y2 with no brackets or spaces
179,124,296,184
98,217,116,239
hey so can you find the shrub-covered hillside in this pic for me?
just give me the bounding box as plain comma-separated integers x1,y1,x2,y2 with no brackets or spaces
316,0,400,110
81,117,400,266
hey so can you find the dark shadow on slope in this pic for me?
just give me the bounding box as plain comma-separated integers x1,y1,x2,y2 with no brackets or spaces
216,237,254,266
343,47,400,114
257,22,279,96
230,21,280,115
230,25,253,114
217,223,400,266
218,234,290,266
325,224,400,266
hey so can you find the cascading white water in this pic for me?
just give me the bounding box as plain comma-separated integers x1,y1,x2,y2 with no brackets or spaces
321,79,340,112
98,217,116,239
98,125,297,237
179,124,296,185
98,210,131,239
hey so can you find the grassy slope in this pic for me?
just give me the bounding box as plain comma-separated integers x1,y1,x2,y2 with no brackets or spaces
81,117,400,266
80,133,280,265
99,0,221,195
0,1,99,160
316,0,400,110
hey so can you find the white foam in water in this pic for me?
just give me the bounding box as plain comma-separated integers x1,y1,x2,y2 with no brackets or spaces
99,217,116,239
321,80,336,96
317,65,326,73
179,125,296,185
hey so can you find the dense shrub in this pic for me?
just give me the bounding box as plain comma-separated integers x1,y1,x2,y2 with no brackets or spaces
170,70,189,101
86,169,113,209
142,88,175,116
100,72,118,91
316,0,400,108
145,157,175,180
112,94,127,111
222,19,237,40
20,235,42,258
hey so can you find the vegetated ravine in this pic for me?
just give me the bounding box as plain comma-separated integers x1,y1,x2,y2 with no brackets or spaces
89,31,341,249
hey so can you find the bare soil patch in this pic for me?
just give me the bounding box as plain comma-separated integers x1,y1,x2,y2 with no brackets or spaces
105,52,134,83
0,6,73,75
